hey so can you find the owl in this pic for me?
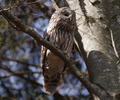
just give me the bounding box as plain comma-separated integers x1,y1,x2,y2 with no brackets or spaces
41,7,77,94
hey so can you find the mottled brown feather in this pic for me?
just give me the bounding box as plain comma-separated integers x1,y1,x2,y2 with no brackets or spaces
41,7,77,94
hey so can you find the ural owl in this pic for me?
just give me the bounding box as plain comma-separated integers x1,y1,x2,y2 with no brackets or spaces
41,7,77,94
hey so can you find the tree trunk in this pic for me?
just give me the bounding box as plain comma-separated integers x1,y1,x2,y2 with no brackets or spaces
65,0,120,100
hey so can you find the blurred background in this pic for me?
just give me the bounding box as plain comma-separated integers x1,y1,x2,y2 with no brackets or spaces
0,0,89,100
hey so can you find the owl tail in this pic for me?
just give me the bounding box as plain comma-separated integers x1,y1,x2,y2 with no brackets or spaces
43,52,64,94
44,73,62,94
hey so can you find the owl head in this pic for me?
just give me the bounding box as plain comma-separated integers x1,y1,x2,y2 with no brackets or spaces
47,7,77,31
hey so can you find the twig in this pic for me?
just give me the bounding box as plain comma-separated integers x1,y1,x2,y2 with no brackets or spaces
110,29,119,58
0,56,40,68
0,1,53,12
0,70,42,79
0,1,54,18
51,0,59,10
0,65,43,87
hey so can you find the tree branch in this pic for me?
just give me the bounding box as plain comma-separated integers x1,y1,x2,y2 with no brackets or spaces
0,70,42,79
0,1,54,18
51,0,69,9
0,1,45,11
0,7,113,99
51,0,59,10
0,65,43,87
0,56,40,68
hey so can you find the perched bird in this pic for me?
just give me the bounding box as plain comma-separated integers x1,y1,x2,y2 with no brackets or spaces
41,7,77,94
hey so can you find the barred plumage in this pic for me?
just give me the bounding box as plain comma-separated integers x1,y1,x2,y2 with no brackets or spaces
41,7,77,94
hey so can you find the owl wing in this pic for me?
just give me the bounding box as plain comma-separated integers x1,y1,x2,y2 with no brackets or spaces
41,31,50,67
74,31,87,63
41,31,64,94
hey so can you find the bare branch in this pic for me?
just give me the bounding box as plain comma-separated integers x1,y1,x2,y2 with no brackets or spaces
51,0,69,9
0,56,40,68
0,70,42,79
0,65,43,87
110,29,119,58
0,1,54,18
0,1,42,11
51,0,59,10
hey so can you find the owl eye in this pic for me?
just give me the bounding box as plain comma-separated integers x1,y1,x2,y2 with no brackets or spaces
62,11,70,17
